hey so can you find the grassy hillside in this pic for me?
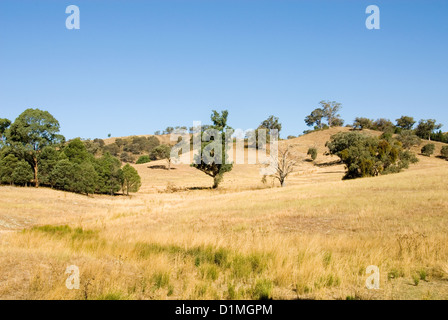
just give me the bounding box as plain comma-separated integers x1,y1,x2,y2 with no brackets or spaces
1,127,447,300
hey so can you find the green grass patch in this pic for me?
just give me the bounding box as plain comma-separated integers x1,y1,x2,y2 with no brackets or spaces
251,279,273,300
96,291,128,300
30,225,98,241
151,271,170,289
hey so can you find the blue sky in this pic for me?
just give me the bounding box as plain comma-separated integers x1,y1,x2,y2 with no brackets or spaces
0,0,447,139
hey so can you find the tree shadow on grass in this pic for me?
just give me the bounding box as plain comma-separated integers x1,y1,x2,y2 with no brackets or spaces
147,165,176,170
185,186,212,191
314,160,342,167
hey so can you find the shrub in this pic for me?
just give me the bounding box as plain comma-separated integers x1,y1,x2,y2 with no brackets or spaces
307,147,317,161
421,143,435,157
396,130,421,150
441,146,448,159
326,131,415,179
120,151,134,163
136,155,151,164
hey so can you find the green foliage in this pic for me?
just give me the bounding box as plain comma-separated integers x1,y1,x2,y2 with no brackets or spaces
94,153,123,195
396,116,416,130
305,108,325,129
120,151,134,163
72,162,98,195
372,118,395,133
396,150,419,170
5,108,64,187
353,117,374,130
415,119,442,140
326,131,415,179
150,144,173,169
430,130,448,143
441,146,448,159
396,130,421,150
307,147,318,161
136,155,151,164
421,143,435,157
83,138,105,156
150,144,171,160
12,160,34,186
63,138,91,164
0,153,19,184
191,110,233,188
0,118,11,144
0,109,127,196
103,143,120,156
38,146,59,185
320,100,343,127
103,136,160,159
305,101,343,130
259,115,282,136
121,164,141,196
49,159,76,190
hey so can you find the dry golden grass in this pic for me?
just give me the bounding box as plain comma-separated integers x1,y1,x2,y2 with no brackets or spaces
1,128,448,300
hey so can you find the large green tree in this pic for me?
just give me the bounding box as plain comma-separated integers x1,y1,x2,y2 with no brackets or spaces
150,144,173,169
192,110,233,188
95,152,123,195
305,101,343,130
72,162,98,196
121,164,141,196
305,108,325,129
395,116,416,131
259,115,282,136
49,159,75,191
415,119,443,140
353,117,374,130
320,100,343,127
6,109,64,187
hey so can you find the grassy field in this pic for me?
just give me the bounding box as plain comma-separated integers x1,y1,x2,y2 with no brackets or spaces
1,128,448,300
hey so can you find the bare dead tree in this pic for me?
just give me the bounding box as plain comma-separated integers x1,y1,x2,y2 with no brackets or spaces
262,145,298,187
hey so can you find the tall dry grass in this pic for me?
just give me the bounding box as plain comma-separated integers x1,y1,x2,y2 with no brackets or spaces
1,132,448,299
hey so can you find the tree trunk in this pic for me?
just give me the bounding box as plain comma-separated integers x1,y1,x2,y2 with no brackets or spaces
212,176,219,189
33,157,39,188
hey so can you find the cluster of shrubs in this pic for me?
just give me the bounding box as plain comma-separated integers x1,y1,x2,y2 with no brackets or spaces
0,138,141,195
83,134,174,166
154,126,189,135
420,143,448,159
326,131,419,179
98,136,160,163
352,116,447,143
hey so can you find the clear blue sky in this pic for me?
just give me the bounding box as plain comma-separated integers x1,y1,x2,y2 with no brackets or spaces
1,0,447,139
